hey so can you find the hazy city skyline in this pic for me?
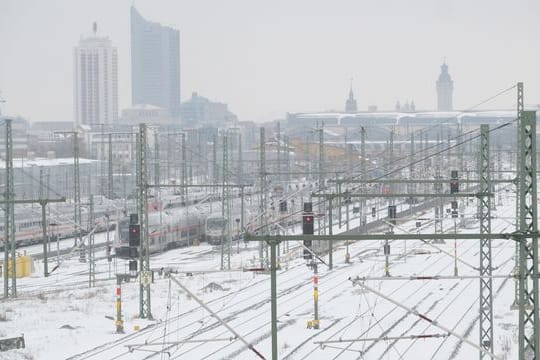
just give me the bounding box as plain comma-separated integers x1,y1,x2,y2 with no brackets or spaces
0,0,539,123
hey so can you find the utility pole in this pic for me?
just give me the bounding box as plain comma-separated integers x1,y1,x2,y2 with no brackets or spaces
221,133,230,270
88,194,95,288
39,168,48,276
74,132,83,260
360,127,366,231
154,131,160,192
238,132,243,187
517,111,538,360
285,135,291,185
497,144,503,207
137,124,152,320
166,132,171,184
478,124,493,359
181,133,187,206
212,134,218,212
269,237,279,360
276,122,281,182
384,128,395,276
316,125,326,259
259,128,267,267
344,129,350,244
108,133,113,199
513,82,524,309
434,133,444,242
409,132,415,210
3,119,15,297
99,125,106,196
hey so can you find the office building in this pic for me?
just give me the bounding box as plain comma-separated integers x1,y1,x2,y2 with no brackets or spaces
74,23,118,126
131,6,180,116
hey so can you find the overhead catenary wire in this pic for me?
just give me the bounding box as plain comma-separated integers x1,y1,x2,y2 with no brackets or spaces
349,278,502,360
249,117,516,235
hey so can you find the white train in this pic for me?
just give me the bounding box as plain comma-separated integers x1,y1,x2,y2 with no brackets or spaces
114,208,206,258
205,213,227,245
0,198,118,251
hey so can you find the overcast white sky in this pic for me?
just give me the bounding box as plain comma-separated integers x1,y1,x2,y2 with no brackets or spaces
0,0,539,123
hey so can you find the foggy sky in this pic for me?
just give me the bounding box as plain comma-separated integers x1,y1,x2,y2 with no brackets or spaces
0,0,539,123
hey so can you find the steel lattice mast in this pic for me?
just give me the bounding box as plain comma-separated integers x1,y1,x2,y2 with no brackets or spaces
221,133,230,270
3,119,15,297
108,133,113,199
518,111,539,360
72,132,83,263
360,126,366,231
137,123,152,319
479,124,493,359
259,128,267,267
513,81,524,308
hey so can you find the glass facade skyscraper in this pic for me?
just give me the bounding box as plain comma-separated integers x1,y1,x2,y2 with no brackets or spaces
130,6,180,116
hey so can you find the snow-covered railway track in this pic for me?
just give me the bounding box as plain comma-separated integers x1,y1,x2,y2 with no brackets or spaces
288,238,481,360
164,234,477,359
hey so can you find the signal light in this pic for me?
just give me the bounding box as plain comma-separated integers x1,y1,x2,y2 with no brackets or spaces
303,211,314,259
450,170,459,194
303,214,314,234
450,180,459,194
129,224,141,247
388,205,397,225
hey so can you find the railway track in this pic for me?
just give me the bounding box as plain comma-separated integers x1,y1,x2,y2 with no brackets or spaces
66,192,508,359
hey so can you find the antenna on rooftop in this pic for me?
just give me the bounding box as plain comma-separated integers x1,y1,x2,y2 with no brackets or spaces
93,22,97,36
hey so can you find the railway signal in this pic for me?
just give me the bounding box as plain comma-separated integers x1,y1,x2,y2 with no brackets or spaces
128,224,140,247
303,202,314,260
450,170,459,194
388,205,397,225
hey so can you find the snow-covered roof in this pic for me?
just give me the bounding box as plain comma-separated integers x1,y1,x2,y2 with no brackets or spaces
0,157,99,169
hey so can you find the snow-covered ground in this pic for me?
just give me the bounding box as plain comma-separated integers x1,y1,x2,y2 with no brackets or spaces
0,189,519,360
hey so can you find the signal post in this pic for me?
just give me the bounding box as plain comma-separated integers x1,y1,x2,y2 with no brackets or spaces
303,202,319,329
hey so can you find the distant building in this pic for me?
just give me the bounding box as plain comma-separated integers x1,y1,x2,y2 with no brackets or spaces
436,62,453,111
345,84,357,113
131,6,180,116
74,23,118,127
179,92,237,127
119,104,174,127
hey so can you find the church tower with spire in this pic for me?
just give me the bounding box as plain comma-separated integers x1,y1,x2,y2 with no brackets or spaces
436,62,454,111
345,80,358,113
